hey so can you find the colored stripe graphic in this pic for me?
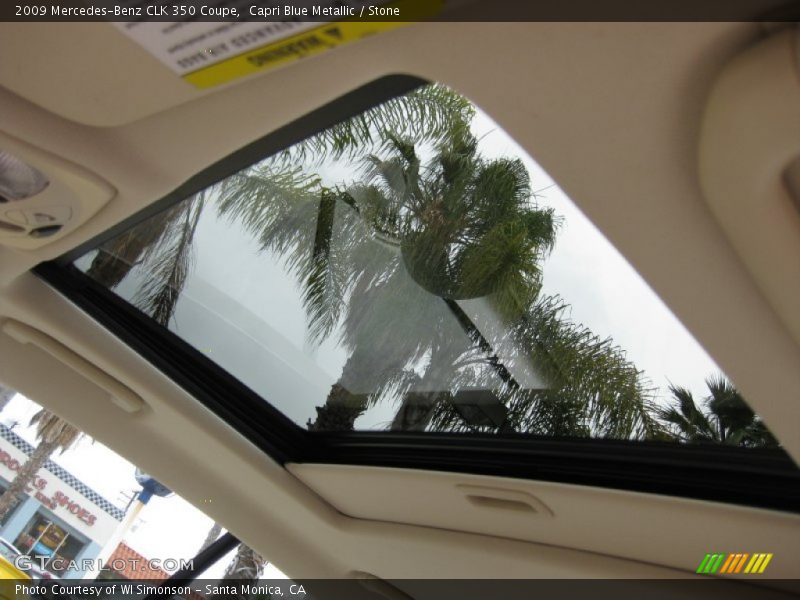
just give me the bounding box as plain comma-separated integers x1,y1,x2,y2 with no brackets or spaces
723,553,738,573
696,554,712,573
711,554,726,573
719,554,736,574
745,554,761,573
699,553,773,575
745,553,774,574
697,554,727,574
734,553,749,573
758,554,773,573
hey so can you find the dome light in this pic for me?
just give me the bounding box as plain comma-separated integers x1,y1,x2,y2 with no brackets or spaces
0,150,49,203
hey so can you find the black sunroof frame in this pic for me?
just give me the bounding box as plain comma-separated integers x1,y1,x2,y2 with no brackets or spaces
34,75,800,513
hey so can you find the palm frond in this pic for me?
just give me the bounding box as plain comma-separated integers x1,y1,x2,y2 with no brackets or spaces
267,83,475,168
504,294,661,440
30,409,81,453
657,375,779,448
704,374,754,439
132,192,206,326
86,202,188,289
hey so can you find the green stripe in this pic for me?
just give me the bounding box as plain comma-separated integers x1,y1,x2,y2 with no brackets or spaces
704,554,718,574
704,554,719,574
696,554,712,573
709,553,726,574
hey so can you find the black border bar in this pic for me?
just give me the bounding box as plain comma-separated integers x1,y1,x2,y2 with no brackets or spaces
3,0,800,22
26,579,800,599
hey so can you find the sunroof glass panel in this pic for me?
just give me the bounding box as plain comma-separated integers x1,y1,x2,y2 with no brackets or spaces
73,82,779,448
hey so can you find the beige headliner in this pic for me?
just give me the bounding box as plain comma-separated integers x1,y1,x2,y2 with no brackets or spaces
0,20,798,582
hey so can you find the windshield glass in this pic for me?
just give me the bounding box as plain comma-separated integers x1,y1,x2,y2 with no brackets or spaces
72,82,779,448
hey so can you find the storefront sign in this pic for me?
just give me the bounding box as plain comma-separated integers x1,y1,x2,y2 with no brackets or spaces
0,447,119,546
0,450,46,491
0,450,98,527
35,491,97,526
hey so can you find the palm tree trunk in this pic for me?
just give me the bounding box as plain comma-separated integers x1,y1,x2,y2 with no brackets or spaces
307,382,366,432
310,340,467,433
199,521,222,552
222,543,265,581
0,438,59,521
307,350,385,431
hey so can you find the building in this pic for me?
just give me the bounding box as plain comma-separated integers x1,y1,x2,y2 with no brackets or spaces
98,542,169,580
100,543,207,600
0,424,124,578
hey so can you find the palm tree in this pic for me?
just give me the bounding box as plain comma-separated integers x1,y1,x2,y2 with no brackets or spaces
427,294,661,439
220,543,265,583
86,201,193,293
315,132,559,431
217,131,660,439
85,83,474,313
0,409,82,521
657,376,777,447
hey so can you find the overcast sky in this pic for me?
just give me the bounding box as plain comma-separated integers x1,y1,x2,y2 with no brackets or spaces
2,97,726,579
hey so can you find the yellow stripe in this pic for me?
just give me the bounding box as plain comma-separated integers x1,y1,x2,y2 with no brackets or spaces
757,553,773,574
184,21,400,88
744,554,760,574
749,554,766,574
183,0,443,88
719,554,736,574
734,553,749,573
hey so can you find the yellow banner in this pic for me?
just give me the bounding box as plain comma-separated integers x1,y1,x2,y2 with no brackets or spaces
185,21,405,88
183,0,443,89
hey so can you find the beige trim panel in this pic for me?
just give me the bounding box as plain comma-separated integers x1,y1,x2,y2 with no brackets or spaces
699,28,800,347
1,319,145,413
289,463,800,578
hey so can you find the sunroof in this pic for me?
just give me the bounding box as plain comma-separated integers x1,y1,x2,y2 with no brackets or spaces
66,80,781,450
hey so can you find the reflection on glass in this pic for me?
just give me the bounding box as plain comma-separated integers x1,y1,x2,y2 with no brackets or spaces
74,83,778,448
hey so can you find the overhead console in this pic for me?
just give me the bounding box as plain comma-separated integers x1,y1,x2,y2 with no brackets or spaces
0,133,114,250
